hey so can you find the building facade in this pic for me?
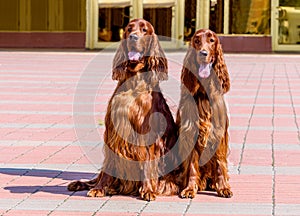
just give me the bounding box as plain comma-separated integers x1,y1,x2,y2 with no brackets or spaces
0,0,299,52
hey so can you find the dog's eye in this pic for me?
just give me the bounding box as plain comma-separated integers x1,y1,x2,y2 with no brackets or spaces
142,28,147,32
194,39,200,44
210,38,215,43
128,28,132,33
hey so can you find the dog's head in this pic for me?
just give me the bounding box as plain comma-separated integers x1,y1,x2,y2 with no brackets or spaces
182,29,230,94
112,18,168,82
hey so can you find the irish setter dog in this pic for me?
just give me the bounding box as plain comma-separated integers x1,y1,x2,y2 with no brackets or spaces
68,19,178,201
176,29,232,198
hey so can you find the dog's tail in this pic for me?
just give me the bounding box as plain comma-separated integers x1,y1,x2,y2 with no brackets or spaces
67,178,98,191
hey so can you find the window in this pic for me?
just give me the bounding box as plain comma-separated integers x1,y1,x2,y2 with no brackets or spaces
98,7,130,42
229,0,271,34
143,7,172,41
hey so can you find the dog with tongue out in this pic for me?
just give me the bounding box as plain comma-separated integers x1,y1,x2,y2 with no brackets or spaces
175,29,232,199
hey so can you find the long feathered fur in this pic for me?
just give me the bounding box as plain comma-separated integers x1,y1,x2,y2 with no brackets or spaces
176,29,232,199
68,18,178,201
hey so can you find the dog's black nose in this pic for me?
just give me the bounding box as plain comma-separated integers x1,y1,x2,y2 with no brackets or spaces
129,34,139,41
199,50,208,56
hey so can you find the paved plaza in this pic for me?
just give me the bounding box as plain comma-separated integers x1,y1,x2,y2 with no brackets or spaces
0,50,299,215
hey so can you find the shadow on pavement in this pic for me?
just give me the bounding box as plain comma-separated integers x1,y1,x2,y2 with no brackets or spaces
0,168,96,196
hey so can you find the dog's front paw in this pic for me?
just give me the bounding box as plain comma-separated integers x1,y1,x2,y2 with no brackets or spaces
140,191,156,201
180,186,197,199
217,188,233,198
87,188,105,197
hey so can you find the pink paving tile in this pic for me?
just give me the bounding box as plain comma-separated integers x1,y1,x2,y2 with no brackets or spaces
252,106,273,115
275,175,300,204
229,106,253,115
255,97,273,105
11,146,63,164
42,146,87,164
274,97,292,104
228,149,242,166
250,117,272,128
245,130,272,144
24,132,60,142
227,97,256,105
229,130,246,144
241,149,272,166
259,84,274,91
95,94,112,101
190,174,272,203
3,131,34,141
274,150,300,166
1,94,73,102
0,146,33,163
229,116,249,128
64,154,92,164
273,91,292,98
295,106,300,114
274,117,296,127
73,113,95,122
273,131,299,144
21,115,71,124
0,114,27,123
231,86,257,94
51,129,77,141
5,128,69,142
291,90,300,97
0,128,18,138
37,104,73,112
257,90,273,97
58,118,74,125
0,174,17,185
274,106,294,115
94,105,108,113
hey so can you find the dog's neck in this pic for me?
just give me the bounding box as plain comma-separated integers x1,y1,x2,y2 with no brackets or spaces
117,69,160,94
194,70,223,101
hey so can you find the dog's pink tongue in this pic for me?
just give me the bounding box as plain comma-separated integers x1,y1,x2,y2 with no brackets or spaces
128,51,141,61
198,63,211,78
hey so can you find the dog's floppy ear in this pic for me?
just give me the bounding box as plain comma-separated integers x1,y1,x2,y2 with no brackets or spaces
147,33,168,81
181,45,200,95
213,41,230,94
112,31,128,81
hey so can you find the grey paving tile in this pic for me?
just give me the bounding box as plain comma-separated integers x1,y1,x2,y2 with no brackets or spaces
56,199,107,212
97,200,146,213
275,204,300,216
13,199,60,211
275,166,300,175
0,198,23,210
142,201,189,214
186,203,272,215
239,165,273,175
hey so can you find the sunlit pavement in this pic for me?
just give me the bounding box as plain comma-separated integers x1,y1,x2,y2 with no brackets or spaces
0,51,299,216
